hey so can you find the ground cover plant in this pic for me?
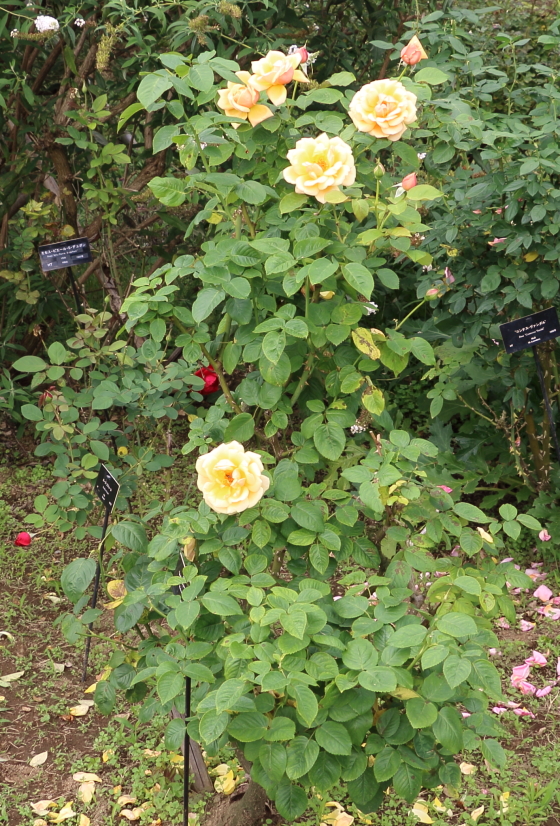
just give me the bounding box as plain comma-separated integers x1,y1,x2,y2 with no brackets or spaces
3,0,560,824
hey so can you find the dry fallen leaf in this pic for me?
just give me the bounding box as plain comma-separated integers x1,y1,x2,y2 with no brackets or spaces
69,705,90,717
73,772,102,783
117,795,137,807
30,800,56,816
0,670,24,688
52,663,65,674
143,749,161,758
84,683,97,694
29,751,48,768
78,782,95,804
44,595,62,604
48,803,76,823
113,785,122,795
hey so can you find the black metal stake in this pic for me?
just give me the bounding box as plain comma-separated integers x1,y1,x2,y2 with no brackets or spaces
67,266,83,313
532,344,560,465
184,675,191,826
81,504,111,681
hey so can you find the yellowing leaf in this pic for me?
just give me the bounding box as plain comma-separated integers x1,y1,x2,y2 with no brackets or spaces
411,800,433,824
73,772,102,783
471,805,485,821
104,598,125,610
524,251,539,262
477,527,494,543
352,328,381,360
214,769,237,794
84,682,97,694
211,763,231,776
169,754,184,765
390,687,420,700
103,750,114,762
30,751,48,767
78,782,95,804
432,797,446,813
320,291,335,300
107,580,127,600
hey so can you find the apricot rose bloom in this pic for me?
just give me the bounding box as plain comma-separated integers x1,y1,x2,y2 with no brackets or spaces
348,79,417,141
217,71,273,127
250,50,308,105
283,132,356,204
196,441,270,514
400,35,428,66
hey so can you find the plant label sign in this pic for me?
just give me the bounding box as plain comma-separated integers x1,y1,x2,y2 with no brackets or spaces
94,465,120,513
38,237,92,272
499,307,560,354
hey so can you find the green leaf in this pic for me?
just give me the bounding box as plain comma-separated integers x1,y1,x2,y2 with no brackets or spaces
481,738,506,768
358,667,397,693
292,685,318,726
279,193,308,214
310,543,329,573
47,341,68,365
443,654,472,689
499,503,517,521
224,413,255,443
342,639,378,670
201,593,243,616
199,709,229,744
453,502,493,523
175,601,200,630
313,422,346,460
228,712,268,742
235,180,268,205
112,522,148,552
148,176,187,207
114,602,144,632
308,257,338,284
165,718,186,751
517,513,542,531
192,288,225,323
343,263,374,299
406,184,443,201
274,779,308,820
262,330,286,364
252,519,271,549
409,337,435,365
315,722,352,755
291,501,325,532
216,679,246,713
432,707,463,752
157,671,184,704
265,716,296,741
308,751,341,791
453,575,481,595
326,70,356,86
137,73,173,108
13,356,48,373
281,609,307,640
405,698,438,729
286,736,319,779
21,404,43,422
393,762,422,803
333,595,369,618
61,558,96,603
415,66,450,85
293,237,331,259
188,63,215,92
94,681,116,715
436,612,478,638
390,624,427,649
259,743,287,781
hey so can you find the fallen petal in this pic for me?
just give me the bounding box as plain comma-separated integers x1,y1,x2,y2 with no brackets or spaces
534,584,553,602
29,751,48,767
78,781,96,804
73,772,102,783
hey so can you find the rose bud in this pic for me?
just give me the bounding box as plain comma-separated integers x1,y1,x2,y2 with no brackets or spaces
15,532,32,547
400,35,428,66
401,172,417,191
373,162,385,179
194,366,220,395
298,46,309,64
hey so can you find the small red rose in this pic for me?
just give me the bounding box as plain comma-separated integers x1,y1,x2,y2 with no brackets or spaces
194,366,220,395
15,532,32,547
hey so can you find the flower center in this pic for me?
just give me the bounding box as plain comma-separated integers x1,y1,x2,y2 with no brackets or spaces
224,471,234,485
315,154,329,171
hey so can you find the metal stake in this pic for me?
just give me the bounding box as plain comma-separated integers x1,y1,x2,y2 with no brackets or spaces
184,675,191,826
532,344,560,464
67,266,83,313
81,504,111,681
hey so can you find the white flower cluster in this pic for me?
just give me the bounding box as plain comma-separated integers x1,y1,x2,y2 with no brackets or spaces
364,300,378,316
75,17,86,27
350,423,367,435
35,15,59,33
11,28,18,37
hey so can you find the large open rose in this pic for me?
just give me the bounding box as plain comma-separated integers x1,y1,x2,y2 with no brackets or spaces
283,133,356,204
250,50,308,105
348,79,417,141
196,441,270,514
216,71,273,126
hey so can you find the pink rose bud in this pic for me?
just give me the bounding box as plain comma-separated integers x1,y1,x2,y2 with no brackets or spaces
298,46,309,64
437,485,453,493
539,529,551,542
426,288,439,298
401,172,417,190
400,34,428,66
15,531,32,547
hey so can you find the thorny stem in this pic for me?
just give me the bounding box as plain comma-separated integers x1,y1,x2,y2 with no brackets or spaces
394,298,427,331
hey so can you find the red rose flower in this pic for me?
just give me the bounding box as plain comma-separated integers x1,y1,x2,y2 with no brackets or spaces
15,532,32,547
194,366,219,396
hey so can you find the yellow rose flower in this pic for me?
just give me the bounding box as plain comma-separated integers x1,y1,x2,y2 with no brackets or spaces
250,50,309,105
216,71,273,127
196,441,270,514
283,132,356,204
348,79,417,141
117,446,128,457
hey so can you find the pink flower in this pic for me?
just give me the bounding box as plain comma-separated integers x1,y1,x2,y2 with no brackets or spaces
495,208,503,214
15,532,32,547
507,701,520,708
539,529,552,542
492,706,507,714
488,237,507,246
444,267,455,284
438,485,453,493
536,686,552,698
461,712,471,718
525,568,547,582
472,209,482,214
538,604,560,619
513,707,536,717
496,617,510,629
426,288,440,298
534,584,553,602
500,557,515,564
518,680,537,696
525,651,547,667
401,172,417,191
520,620,535,632
511,665,531,688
